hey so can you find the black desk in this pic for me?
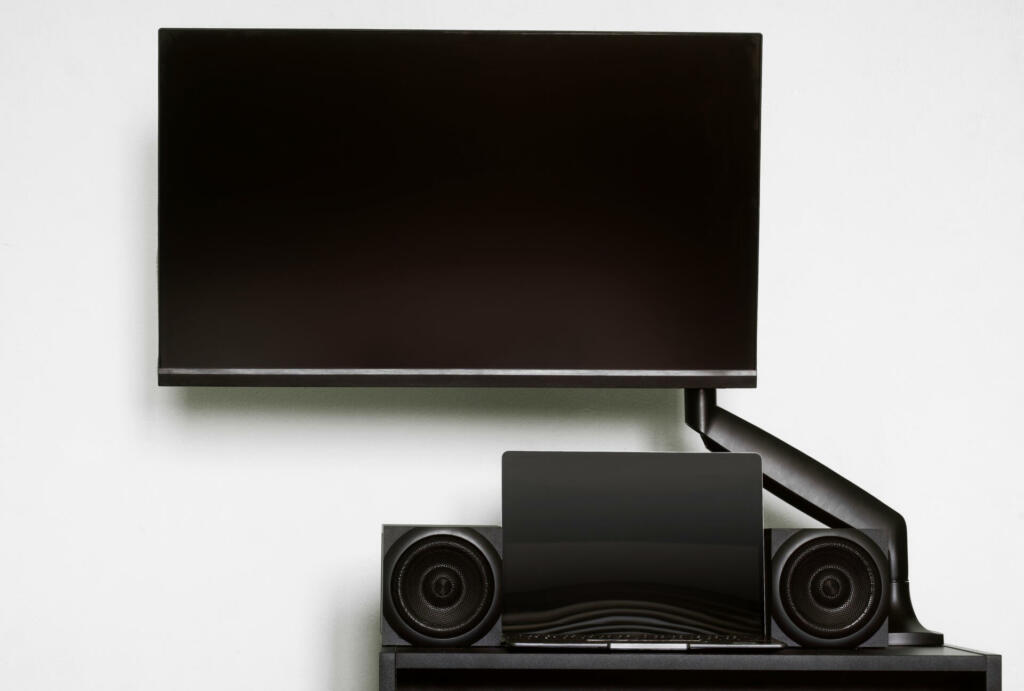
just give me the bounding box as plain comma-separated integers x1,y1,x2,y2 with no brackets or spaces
380,645,1000,690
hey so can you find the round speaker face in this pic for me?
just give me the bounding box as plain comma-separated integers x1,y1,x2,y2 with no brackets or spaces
383,528,501,646
772,532,890,648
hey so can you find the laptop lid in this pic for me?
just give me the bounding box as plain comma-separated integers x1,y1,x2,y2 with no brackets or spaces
502,451,765,640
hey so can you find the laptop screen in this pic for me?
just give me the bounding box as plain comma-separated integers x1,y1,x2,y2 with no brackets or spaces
502,451,765,639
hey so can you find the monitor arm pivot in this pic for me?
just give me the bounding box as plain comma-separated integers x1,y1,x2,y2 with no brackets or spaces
684,388,942,647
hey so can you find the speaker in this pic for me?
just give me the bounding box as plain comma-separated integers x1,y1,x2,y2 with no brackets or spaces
767,528,890,648
381,525,502,647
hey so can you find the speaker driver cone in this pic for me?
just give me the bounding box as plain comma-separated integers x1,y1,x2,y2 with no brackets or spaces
772,532,890,648
383,529,501,646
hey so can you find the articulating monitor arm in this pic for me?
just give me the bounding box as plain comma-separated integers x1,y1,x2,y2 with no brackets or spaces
684,388,943,646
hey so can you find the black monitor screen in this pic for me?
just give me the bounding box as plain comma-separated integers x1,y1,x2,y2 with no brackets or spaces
502,451,765,639
159,30,761,387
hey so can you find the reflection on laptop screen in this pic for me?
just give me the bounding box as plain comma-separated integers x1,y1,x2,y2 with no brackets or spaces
502,452,764,640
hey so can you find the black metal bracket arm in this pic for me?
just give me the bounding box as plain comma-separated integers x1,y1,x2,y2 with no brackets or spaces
684,388,943,647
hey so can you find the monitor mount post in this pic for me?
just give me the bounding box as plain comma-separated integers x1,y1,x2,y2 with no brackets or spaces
683,388,943,647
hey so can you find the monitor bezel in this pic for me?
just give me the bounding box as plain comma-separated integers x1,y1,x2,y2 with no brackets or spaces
156,367,756,387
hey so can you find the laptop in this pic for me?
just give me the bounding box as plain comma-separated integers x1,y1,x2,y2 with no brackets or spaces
501,451,783,651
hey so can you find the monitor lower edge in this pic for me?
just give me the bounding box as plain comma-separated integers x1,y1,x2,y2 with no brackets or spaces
157,367,756,388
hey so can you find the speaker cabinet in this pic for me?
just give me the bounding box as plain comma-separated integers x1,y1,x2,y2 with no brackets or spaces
381,525,502,647
767,528,890,649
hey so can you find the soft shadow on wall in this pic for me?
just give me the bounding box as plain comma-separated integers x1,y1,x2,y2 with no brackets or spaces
177,385,692,450
332,599,381,691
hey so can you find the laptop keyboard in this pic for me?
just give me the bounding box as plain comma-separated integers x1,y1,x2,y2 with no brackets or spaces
513,632,746,644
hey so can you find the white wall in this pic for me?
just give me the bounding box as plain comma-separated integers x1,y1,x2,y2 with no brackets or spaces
1,1,1021,689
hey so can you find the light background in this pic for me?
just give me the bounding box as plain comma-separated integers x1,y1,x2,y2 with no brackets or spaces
1,1,1022,689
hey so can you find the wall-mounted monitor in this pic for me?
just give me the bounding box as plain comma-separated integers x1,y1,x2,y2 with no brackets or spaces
158,29,761,387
